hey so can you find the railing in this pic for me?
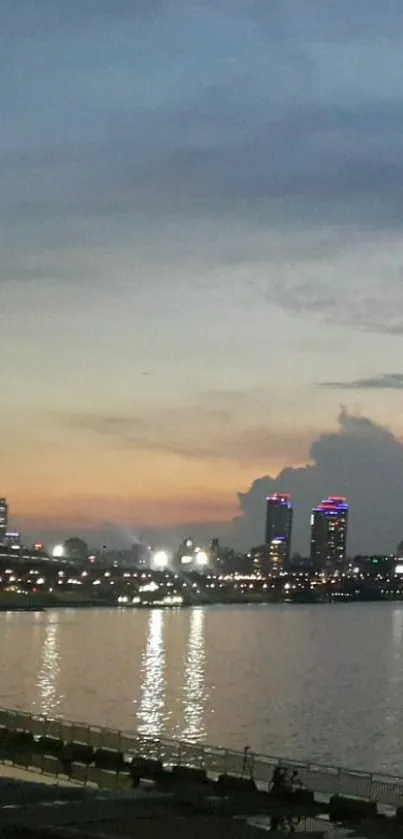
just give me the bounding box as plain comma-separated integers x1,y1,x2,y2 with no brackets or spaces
0,707,402,808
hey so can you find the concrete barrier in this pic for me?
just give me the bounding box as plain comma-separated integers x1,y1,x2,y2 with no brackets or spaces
130,756,163,777
35,737,64,756
94,768,118,789
29,753,44,771
329,795,378,822
93,748,125,771
71,762,89,784
217,774,257,793
63,742,93,764
4,731,34,753
41,755,61,776
171,765,209,785
1,706,403,809
87,765,108,786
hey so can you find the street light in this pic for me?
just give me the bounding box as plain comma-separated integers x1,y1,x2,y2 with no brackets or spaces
196,550,209,567
152,550,169,570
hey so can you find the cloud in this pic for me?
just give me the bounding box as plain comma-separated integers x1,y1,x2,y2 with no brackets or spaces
62,405,314,467
232,410,403,555
2,1,403,326
320,373,403,390
2,1,403,336
18,407,403,557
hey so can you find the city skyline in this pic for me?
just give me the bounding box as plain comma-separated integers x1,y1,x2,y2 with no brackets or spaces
2,2,403,553
0,479,399,561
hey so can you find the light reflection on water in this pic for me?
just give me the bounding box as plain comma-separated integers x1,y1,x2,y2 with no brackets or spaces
36,619,62,716
182,608,207,742
137,609,166,736
3,604,403,773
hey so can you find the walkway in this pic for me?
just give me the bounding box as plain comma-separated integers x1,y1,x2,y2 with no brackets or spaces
0,707,402,808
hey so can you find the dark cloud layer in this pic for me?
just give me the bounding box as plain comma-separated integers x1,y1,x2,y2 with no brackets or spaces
234,411,403,555
2,0,403,334
62,406,312,466
321,374,403,390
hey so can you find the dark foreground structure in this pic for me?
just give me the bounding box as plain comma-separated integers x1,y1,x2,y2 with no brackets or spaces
0,778,263,839
1,708,403,839
0,773,402,839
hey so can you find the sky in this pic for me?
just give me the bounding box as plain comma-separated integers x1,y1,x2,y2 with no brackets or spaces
2,0,403,555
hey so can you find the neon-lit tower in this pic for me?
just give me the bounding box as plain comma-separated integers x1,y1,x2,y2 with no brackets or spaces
265,493,293,567
310,496,348,568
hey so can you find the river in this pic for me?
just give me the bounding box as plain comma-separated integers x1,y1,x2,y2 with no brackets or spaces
0,603,402,775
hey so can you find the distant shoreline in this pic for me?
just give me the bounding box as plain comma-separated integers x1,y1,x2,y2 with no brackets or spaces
1,594,403,612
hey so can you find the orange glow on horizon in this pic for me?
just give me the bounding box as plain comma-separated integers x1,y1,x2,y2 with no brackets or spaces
1,415,315,533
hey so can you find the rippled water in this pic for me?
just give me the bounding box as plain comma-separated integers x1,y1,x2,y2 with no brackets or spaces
1,603,403,775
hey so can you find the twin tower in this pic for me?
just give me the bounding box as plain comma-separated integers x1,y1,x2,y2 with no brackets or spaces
265,494,349,568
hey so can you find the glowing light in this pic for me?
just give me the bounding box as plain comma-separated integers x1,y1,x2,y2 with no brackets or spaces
52,544,64,558
266,493,291,506
196,550,208,567
395,564,403,575
163,594,183,605
152,550,169,570
139,581,159,592
181,555,193,565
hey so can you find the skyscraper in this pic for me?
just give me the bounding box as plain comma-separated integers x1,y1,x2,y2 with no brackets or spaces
310,496,348,568
265,493,293,567
0,498,8,540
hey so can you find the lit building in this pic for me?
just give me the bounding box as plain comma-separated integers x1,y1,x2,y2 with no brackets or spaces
268,536,288,567
310,496,348,568
3,531,21,548
265,493,293,567
175,537,210,572
0,498,8,541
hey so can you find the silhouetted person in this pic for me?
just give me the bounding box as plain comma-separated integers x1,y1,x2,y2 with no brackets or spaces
271,765,288,793
290,769,302,789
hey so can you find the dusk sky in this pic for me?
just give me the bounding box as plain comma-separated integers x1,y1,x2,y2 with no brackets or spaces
2,1,403,554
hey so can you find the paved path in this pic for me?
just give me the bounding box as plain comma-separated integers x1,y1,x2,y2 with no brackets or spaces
0,762,80,787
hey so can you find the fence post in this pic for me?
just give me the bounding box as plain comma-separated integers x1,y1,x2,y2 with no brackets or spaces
249,750,255,781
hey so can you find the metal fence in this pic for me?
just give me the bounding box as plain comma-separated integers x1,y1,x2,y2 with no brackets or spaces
0,707,403,807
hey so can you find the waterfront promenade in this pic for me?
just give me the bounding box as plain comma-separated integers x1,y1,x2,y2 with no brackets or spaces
0,707,403,810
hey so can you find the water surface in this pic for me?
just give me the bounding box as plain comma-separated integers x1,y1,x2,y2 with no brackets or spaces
0,603,402,774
